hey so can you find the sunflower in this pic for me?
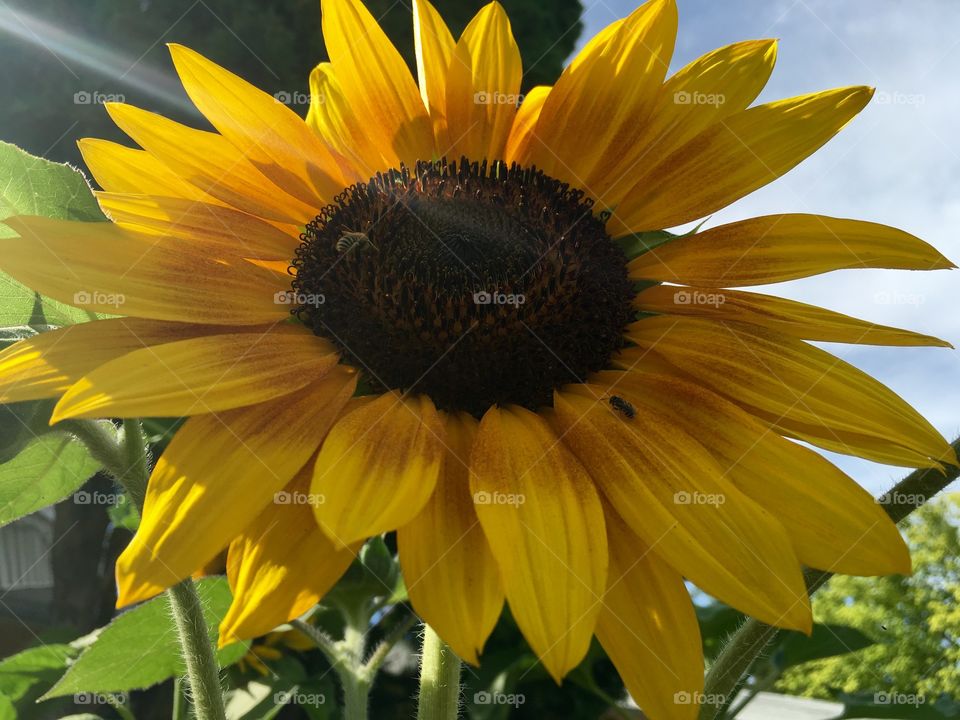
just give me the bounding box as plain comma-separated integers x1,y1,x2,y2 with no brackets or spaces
0,0,955,717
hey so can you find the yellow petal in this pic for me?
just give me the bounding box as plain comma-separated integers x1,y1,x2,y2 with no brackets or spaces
596,509,703,720
625,317,957,468
116,368,357,605
0,319,218,404
77,138,209,201
553,388,811,632
599,369,912,576
525,0,677,194
0,216,289,325
610,86,874,234
444,2,522,161
105,102,317,224
321,0,434,165
626,39,777,178
414,0,456,141
470,405,607,682
220,466,359,645
312,392,445,546
634,284,951,347
628,214,955,286
169,44,346,207
504,86,550,165
306,63,382,180
95,192,300,259
398,412,504,665
52,325,341,421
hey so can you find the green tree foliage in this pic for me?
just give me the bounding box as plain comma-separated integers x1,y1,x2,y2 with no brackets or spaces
777,493,960,699
0,0,582,168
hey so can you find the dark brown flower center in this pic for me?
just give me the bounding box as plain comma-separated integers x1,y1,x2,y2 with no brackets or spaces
291,158,635,417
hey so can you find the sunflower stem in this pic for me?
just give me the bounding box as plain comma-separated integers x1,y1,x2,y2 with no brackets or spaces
167,581,227,720
172,676,188,720
417,624,461,720
61,419,124,477
66,418,228,720
341,673,371,720
293,616,371,719
118,418,149,510
362,612,418,677
699,437,960,720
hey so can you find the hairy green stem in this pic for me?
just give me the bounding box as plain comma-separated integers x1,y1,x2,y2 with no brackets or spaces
417,624,461,720
103,693,136,720
363,613,418,677
118,418,149,510
166,582,226,720
294,616,372,719
699,438,960,720
172,676,188,720
67,418,227,720
295,608,418,720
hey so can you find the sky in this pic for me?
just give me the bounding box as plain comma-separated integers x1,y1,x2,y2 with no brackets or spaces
574,0,960,494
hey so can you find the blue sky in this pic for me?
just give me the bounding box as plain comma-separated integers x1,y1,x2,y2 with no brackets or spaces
573,0,960,494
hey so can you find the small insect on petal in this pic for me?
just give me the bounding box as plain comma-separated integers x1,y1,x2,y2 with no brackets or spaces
609,395,635,419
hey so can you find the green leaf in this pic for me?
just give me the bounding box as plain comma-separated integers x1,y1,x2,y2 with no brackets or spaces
0,397,58,465
42,578,248,698
834,691,960,719
0,141,105,326
775,624,875,671
0,643,78,704
0,433,102,527
0,695,14,720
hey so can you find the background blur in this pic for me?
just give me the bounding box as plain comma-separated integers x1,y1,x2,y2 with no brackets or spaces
0,0,581,168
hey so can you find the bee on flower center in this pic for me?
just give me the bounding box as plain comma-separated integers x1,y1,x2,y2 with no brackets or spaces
336,230,377,254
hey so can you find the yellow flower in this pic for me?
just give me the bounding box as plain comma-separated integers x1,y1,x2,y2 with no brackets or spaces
0,0,955,717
